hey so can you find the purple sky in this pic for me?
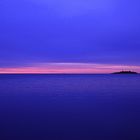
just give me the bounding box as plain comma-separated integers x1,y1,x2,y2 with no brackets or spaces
0,0,140,73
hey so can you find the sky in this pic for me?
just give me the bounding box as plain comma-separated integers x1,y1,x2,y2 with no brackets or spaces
0,0,140,73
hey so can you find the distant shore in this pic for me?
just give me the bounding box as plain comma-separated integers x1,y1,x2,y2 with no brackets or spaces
112,71,138,74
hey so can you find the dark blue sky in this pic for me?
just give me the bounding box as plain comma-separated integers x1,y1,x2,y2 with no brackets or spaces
0,0,140,72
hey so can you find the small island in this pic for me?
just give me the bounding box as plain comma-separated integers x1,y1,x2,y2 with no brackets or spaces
112,71,138,74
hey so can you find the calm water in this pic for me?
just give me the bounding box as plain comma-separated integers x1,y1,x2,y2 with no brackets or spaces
0,74,140,140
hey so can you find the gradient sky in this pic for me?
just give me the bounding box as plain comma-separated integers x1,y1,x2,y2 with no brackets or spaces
0,0,140,73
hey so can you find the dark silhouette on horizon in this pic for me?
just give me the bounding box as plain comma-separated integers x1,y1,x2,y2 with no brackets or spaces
112,71,138,74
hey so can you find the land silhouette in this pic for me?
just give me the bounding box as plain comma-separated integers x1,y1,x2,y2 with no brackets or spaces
112,71,138,74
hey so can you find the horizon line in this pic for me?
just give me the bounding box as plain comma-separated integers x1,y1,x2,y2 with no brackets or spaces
0,63,140,74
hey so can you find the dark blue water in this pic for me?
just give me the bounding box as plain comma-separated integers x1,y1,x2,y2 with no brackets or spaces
0,74,140,140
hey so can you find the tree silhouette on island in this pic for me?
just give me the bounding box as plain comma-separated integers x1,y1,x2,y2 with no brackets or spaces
112,71,138,74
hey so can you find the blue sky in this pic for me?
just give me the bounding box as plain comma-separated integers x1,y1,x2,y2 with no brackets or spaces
0,0,140,72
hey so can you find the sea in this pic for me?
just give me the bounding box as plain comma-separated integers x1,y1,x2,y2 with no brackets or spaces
0,74,140,140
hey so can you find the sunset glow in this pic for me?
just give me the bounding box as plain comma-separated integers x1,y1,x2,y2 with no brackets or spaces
0,63,140,74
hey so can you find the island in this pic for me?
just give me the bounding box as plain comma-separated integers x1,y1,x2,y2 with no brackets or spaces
112,71,138,74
